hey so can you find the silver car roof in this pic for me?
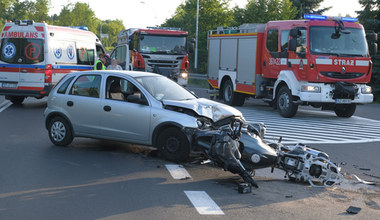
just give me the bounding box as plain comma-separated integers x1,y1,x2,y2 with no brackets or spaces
70,70,161,78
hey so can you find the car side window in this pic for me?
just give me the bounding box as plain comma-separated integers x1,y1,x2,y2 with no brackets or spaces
57,76,75,94
69,75,101,98
106,76,146,104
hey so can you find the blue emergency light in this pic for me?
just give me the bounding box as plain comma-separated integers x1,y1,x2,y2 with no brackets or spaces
70,26,89,31
341,17,358,22
304,14,326,20
304,14,358,22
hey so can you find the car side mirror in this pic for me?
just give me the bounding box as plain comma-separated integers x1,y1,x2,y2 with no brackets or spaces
127,95,148,105
369,42,378,56
289,28,299,38
288,38,297,51
189,38,195,53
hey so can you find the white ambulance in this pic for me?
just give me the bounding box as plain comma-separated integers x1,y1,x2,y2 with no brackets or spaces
0,20,105,104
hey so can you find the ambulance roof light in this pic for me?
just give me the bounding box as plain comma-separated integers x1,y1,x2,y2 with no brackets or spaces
70,26,89,31
304,14,358,22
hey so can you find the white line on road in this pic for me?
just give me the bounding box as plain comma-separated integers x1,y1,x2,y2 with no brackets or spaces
165,164,192,180
184,191,224,215
0,101,12,113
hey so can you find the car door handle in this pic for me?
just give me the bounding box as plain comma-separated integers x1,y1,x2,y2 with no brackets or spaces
103,105,111,112
67,101,74,107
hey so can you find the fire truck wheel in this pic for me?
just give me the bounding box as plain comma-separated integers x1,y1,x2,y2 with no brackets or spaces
222,80,244,106
334,104,356,118
157,127,190,162
277,86,298,118
8,96,25,105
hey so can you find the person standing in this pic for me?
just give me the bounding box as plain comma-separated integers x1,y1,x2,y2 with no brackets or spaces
94,54,106,70
107,59,123,70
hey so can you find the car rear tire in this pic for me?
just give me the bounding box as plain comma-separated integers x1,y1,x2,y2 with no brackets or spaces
334,104,356,118
48,117,73,146
157,127,190,162
277,86,298,118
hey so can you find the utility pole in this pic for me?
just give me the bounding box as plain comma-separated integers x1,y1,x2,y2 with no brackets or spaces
195,0,199,72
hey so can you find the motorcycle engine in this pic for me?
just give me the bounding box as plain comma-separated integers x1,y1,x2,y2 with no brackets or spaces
276,144,342,186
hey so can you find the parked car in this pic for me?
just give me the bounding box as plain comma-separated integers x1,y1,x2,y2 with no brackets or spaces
44,70,243,161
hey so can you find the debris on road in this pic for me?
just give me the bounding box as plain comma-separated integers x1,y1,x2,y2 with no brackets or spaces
346,206,361,214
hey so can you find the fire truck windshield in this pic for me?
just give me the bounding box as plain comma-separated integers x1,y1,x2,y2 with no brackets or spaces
138,35,187,55
309,26,368,57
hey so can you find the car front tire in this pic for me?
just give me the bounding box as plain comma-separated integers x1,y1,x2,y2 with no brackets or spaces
157,127,190,162
48,117,73,146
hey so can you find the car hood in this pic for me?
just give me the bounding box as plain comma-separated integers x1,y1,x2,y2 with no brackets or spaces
162,98,243,122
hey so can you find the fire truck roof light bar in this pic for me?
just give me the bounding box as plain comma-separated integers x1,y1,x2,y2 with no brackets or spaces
304,14,358,23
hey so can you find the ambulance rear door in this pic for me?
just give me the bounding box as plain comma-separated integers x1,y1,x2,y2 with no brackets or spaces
0,24,46,91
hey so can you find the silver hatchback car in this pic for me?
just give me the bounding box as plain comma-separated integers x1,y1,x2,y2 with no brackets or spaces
44,70,243,161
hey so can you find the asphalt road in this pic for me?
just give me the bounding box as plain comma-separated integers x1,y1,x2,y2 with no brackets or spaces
1,87,380,219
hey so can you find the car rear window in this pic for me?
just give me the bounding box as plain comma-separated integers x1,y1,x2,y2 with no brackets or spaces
0,38,44,64
57,76,75,94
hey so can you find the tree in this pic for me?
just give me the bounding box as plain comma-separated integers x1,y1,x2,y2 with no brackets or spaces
290,0,331,18
3,0,50,23
162,0,234,73
232,0,298,25
55,2,97,33
100,19,125,48
0,0,15,26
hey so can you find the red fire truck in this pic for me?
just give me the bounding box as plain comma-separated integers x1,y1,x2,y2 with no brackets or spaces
207,15,377,117
111,27,194,86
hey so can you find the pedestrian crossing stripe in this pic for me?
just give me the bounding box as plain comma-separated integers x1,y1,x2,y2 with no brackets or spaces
237,107,380,144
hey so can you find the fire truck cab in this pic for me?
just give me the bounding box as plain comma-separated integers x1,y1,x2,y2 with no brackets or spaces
111,27,194,86
208,15,377,118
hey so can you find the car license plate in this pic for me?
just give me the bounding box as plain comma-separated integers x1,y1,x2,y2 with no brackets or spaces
335,99,351,104
0,82,17,88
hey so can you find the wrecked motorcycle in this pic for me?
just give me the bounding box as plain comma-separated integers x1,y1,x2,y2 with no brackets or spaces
193,118,342,188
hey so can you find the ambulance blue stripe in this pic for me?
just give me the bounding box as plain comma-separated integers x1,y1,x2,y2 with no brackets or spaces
0,64,45,68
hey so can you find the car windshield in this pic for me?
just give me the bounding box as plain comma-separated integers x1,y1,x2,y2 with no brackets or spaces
309,26,368,57
138,35,187,55
135,76,196,101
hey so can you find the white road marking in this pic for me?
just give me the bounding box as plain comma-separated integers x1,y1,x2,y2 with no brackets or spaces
184,191,224,215
165,164,192,180
238,107,380,144
0,101,12,113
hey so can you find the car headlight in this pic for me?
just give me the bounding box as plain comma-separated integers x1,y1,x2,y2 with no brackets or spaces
180,72,188,79
301,85,321,93
196,118,212,129
361,85,372,94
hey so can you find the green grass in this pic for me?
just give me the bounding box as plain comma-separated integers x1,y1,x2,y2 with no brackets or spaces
188,78,209,88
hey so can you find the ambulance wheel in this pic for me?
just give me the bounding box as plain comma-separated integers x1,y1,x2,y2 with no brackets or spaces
48,117,73,146
157,127,190,162
277,86,298,118
334,104,356,118
8,96,25,105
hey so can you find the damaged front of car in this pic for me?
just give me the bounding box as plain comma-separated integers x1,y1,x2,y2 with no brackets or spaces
161,98,278,178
